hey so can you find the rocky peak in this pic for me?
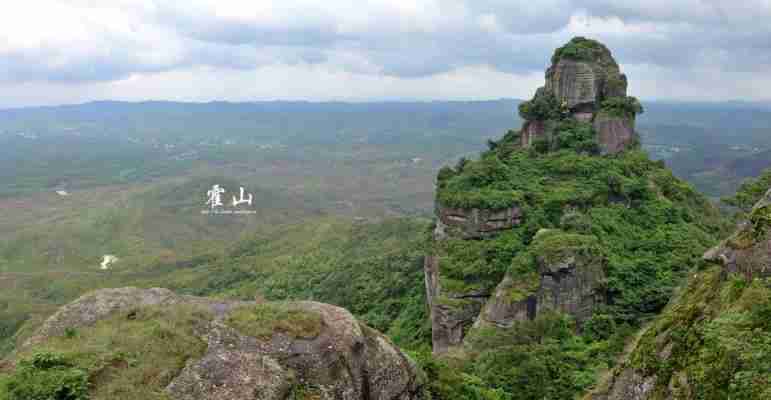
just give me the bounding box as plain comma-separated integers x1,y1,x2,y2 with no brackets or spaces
546,37,628,111
518,37,641,154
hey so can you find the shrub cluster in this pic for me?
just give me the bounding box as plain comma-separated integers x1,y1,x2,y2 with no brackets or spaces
1,352,88,400
518,90,563,121
428,138,724,397
551,36,608,63
599,96,644,118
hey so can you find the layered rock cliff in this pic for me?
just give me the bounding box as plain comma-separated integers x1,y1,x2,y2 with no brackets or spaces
425,36,721,368
518,37,641,155
476,229,607,330
2,288,426,400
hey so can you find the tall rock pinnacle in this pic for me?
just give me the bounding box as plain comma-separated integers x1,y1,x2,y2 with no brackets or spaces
519,37,642,154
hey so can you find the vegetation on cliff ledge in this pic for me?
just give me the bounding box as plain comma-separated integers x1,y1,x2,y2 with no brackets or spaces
518,89,563,121
599,96,644,119
723,168,771,212
624,264,771,399
428,110,725,397
551,37,611,64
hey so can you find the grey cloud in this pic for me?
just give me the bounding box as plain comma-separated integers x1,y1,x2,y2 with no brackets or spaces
2,0,771,91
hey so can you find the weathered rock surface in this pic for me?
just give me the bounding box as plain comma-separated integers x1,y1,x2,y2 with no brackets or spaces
520,119,547,147
18,288,425,400
477,231,606,330
475,274,536,328
588,368,656,400
426,204,523,353
437,204,522,239
593,112,638,155
546,60,599,110
543,41,627,112
703,189,771,280
537,250,607,322
518,37,637,155
24,287,190,347
424,254,488,354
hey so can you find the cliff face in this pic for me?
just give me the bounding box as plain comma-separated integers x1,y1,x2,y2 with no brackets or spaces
4,288,426,400
425,37,653,355
477,230,607,330
588,190,771,400
424,41,722,398
518,37,640,155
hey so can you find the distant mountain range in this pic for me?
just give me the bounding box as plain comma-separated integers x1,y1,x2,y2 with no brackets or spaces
2,99,770,198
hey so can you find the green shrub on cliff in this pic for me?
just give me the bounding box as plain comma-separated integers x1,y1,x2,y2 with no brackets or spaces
600,96,644,118
628,267,771,399
723,168,771,212
421,311,634,400
551,37,608,63
429,114,725,398
436,147,722,321
518,90,562,121
552,120,599,154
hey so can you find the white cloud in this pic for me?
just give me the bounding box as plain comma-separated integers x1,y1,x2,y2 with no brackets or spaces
0,0,770,106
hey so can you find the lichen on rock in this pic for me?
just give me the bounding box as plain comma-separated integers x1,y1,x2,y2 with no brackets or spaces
4,288,426,400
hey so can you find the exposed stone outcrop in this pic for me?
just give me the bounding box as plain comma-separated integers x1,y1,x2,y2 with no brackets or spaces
23,287,196,347
593,111,637,155
518,37,639,154
437,204,522,239
475,274,536,328
427,203,524,353
545,60,602,111
15,288,426,400
703,188,771,280
520,119,547,147
425,253,488,354
476,230,606,330
589,368,657,400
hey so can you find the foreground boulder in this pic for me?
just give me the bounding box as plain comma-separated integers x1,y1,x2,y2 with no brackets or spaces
6,288,425,400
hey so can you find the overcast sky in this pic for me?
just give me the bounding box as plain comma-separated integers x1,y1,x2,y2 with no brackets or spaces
1,0,770,107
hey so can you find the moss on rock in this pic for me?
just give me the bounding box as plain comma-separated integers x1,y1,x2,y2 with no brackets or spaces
225,303,323,340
